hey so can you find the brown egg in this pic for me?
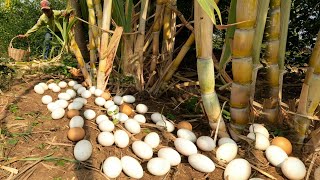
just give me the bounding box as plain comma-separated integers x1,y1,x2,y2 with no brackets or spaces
101,91,111,100
67,109,80,119
67,127,85,141
119,103,134,116
81,81,88,87
271,136,292,155
177,121,192,131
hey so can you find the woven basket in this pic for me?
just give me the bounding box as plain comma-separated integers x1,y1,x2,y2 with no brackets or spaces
8,36,31,61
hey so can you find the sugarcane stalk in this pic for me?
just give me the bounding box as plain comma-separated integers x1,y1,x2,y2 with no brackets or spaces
87,0,97,84
194,0,228,137
94,0,102,49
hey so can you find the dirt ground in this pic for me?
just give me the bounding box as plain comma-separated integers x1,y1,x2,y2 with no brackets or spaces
0,71,319,180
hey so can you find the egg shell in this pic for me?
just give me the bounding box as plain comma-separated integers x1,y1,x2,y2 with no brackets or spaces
42,95,52,104
38,82,48,90
47,102,60,112
98,132,114,146
120,103,134,116
156,120,175,132
121,156,144,179
177,121,192,131
112,113,129,122
216,143,238,163
144,132,160,148
158,147,181,166
151,112,166,123
247,132,270,150
89,86,96,94
99,120,115,132
133,114,146,123
68,102,84,110
96,115,109,124
122,95,135,103
74,140,92,161
124,119,141,134
48,83,57,90
68,80,77,87
132,141,153,159
136,104,148,114
102,157,122,178
69,116,84,128
271,137,292,155
188,154,215,173
196,136,216,151
81,90,92,99
67,127,85,141
177,129,197,142
174,138,197,156
104,100,115,109
66,89,76,98
51,108,65,119
147,157,171,176
249,124,269,138
74,97,87,104
34,85,44,94
73,84,82,90
77,87,86,95
114,130,129,148
224,158,251,180
67,110,80,119
84,109,96,120
113,95,123,105
55,99,68,109
95,97,106,106
101,91,111,100
94,89,103,96
281,157,306,180
265,145,288,167
58,81,67,88
52,85,61,93
58,93,71,101
218,137,237,146
107,105,119,116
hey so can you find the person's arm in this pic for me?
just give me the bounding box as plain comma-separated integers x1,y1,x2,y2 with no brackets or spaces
24,16,45,37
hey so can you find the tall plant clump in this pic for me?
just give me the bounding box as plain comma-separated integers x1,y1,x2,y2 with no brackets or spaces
230,0,258,134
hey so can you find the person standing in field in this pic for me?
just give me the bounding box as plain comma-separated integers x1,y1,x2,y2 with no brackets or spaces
18,0,71,59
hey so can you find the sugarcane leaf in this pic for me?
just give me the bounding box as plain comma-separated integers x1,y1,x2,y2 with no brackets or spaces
196,0,222,25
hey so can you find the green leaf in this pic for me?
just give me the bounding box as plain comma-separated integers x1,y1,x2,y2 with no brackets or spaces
7,139,18,145
15,116,25,120
196,0,222,25
55,159,66,166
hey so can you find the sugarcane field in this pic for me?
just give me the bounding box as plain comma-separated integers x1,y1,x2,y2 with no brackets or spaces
0,0,320,179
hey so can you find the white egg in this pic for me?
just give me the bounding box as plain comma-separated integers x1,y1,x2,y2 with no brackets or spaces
147,157,171,176
104,100,115,109
144,132,160,148
133,114,146,123
174,138,197,156
224,158,251,180
96,115,109,124
123,95,136,103
73,84,82,90
247,132,270,151
74,140,92,161
158,147,181,166
196,136,216,151
136,104,148,114
177,129,197,143
38,82,48,90
41,95,52,104
47,102,60,112
112,113,129,122
34,85,44,94
156,120,175,132
107,105,119,116
132,141,153,159
281,157,306,180
218,137,237,146
48,83,57,90
69,116,84,128
151,112,166,123
81,90,92,99
55,99,68,109
265,145,288,167
51,108,65,119
89,86,96,94
68,101,83,110
249,124,269,138
98,132,114,146
68,80,77,87
58,81,67,88
77,87,86,95
52,85,61,93
188,154,215,173
94,89,103,96
83,109,95,120
102,157,122,178
94,97,106,106
58,93,71,101
74,97,87,104
66,89,76,98
216,143,238,163
99,120,115,132
121,156,143,179
113,95,123,105
124,119,141,134
114,130,129,148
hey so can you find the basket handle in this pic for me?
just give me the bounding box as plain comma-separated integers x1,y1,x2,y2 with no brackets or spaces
9,36,31,52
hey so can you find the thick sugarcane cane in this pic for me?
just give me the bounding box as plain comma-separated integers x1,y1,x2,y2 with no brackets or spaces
87,0,97,84
93,0,102,50
194,0,228,137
